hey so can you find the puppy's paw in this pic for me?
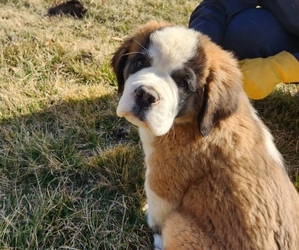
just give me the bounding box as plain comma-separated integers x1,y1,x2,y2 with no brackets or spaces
147,213,162,234
153,234,163,250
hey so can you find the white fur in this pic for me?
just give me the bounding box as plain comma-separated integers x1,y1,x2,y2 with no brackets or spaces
117,69,179,136
263,127,284,168
149,26,199,72
139,127,154,157
249,106,284,169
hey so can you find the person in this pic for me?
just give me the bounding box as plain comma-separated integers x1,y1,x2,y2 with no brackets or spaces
189,0,299,99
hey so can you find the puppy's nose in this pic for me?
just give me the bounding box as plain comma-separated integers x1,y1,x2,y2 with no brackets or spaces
135,86,159,107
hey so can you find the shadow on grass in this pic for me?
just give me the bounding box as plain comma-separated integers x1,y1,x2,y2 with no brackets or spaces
0,92,152,249
0,87,298,249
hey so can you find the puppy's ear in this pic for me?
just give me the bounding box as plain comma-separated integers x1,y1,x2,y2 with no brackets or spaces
111,40,131,93
197,49,243,136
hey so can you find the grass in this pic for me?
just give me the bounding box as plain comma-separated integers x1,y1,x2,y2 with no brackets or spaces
0,0,298,249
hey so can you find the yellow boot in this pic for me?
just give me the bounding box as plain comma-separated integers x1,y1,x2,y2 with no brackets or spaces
239,51,299,100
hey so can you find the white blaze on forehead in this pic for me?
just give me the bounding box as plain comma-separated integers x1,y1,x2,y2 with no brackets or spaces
148,26,199,71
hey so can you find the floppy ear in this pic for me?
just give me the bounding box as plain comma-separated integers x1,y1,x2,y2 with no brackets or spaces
111,40,131,93
197,51,243,136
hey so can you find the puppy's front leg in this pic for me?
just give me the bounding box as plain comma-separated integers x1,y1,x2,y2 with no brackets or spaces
145,180,178,233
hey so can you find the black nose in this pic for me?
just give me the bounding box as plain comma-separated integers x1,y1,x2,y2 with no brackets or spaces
135,86,159,108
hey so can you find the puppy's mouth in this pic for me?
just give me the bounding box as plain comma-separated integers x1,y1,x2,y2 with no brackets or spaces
117,85,160,126
117,83,177,136
131,85,160,120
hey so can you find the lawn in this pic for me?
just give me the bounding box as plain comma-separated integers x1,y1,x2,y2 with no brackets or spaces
0,0,298,249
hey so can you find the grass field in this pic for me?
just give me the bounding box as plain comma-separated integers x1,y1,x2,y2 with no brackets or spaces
0,0,298,249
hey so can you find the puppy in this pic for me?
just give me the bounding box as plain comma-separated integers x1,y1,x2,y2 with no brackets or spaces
111,21,299,249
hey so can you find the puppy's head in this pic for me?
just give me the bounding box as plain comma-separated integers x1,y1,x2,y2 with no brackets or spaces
111,21,243,136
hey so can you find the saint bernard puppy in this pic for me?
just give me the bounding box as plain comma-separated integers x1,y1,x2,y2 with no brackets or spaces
111,21,299,250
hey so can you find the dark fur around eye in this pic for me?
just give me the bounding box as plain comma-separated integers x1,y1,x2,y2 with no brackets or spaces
126,53,151,77
171,68,197,92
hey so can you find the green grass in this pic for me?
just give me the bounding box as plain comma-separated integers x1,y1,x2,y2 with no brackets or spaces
0,0,298,249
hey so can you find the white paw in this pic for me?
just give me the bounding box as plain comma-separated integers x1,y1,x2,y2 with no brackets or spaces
147,213,161,233
153,234,163,250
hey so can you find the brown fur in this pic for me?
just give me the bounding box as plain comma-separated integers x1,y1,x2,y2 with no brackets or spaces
111,21,299,249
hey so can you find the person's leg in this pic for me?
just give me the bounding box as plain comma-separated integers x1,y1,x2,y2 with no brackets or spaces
222,8,299,60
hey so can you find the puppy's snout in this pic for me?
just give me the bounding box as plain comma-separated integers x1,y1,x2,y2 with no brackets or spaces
135,86,160,107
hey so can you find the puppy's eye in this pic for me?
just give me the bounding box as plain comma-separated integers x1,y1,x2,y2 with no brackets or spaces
176,78,189,88
175,75,192,90
172,68,196,92
126,54,150,77
135,59,145,69
129,55,150,74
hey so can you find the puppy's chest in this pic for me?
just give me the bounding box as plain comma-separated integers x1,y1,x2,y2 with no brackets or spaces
139,128,200,199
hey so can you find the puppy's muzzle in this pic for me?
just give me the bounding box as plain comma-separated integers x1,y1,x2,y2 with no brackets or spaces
135,85,160,109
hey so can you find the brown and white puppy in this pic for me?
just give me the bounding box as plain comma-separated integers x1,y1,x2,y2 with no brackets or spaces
111,21,299,250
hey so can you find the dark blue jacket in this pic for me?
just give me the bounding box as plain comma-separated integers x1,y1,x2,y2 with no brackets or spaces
189,0,299,44
189,0,299,59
